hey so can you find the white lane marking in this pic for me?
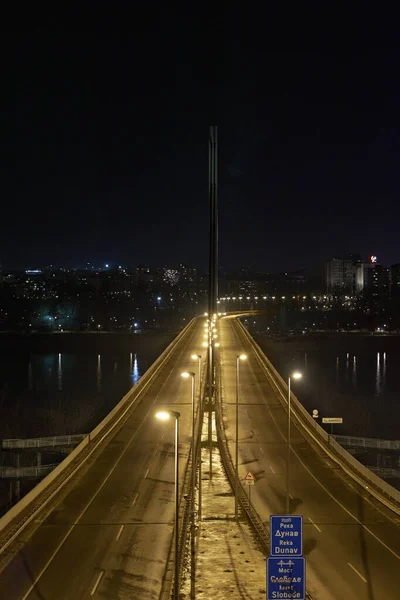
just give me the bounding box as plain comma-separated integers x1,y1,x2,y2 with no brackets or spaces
307,516,322,533
91,570,105,595
246,338,400,562
161,433,165,440
348,562,367,583
152,447,158,458
289,494,294,500
18,321,194,600
260,446,264,454
269,465,275,474
131,492,139,507
116,525,124,541
144,468,149,479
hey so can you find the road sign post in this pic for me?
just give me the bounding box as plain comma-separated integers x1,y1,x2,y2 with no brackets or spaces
244,471,255,503
267,557,305,600
322,417,343,436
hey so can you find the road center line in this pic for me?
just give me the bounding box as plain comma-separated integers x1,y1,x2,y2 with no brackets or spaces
90,570,105,595
307,516,322,533
348,562,367,583
144,468,149,479
269,465,275,474
260,446,264,454
116,525,124,541
131,492,139,506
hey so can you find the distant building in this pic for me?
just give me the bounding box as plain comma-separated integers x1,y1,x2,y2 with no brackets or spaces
325,255,362,294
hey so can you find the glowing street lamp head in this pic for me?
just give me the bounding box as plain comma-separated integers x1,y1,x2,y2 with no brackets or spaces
292,372,302,380
191,354,201,360
214,342,220,347
238,354,247,361
156,411,170,421
181,371,194,379
204,312,208,316
202,342,208,347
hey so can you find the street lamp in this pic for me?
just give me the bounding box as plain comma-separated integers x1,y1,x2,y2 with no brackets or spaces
235,354,247,520
286,372,302,513
181,371,196,599
155,410,180,600
191,354,202,522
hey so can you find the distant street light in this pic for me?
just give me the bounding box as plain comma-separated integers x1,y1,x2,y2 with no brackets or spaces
286,372,302,513
181,371,196,599
155,410,180,600
235,354,247,520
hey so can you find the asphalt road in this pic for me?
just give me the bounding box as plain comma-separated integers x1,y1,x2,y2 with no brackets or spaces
219,317,400,600
0,319,205,600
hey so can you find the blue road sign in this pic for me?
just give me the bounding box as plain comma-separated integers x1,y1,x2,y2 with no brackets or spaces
270,515,303,556
267,557,305,600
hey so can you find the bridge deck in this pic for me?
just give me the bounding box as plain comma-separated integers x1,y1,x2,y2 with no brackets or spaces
0,319,203,600
219,317,400,600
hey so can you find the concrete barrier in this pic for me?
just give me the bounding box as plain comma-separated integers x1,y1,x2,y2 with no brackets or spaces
0,319,196,550
235,319,400,513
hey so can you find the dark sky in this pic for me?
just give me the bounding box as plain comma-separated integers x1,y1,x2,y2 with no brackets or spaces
2,17,400,272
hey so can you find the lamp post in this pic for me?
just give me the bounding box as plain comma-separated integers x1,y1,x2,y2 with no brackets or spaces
191,354,203,521
155,410,180,600
286,372,302,514
235,354,247,520
191,355,202,393
181,371,196,599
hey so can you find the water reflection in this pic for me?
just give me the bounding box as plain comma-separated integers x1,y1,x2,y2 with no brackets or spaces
57,353,63,391
345,352,350,381
352,356,357,387
383,352,387,385
28,362,33,390
97,354,102,392
375,352,381,395
132,353,140,384
336,357,339,386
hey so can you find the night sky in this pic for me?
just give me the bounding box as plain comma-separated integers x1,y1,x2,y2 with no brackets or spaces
2,19,400,272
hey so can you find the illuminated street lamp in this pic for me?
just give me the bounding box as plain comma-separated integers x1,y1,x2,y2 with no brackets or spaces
286,372,302,513
235,354,247,520
181,371,196,599
191,354,202,521
155,410,180,600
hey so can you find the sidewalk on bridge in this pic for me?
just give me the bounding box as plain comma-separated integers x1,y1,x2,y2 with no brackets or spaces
180,413,266,600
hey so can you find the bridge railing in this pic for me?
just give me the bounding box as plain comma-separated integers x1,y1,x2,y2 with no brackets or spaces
2,435,86,450
0,319,197,554
333,435,400,451
0,465,58,479
236,319,400,513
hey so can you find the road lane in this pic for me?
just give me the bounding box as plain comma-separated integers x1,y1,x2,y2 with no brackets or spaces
0,318,206,599
219,317,400,599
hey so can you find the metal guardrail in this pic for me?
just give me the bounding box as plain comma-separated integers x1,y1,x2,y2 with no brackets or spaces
170,364,207,599
0,318,197,557
236,319,400,512
368,467,400,480
215,361,316,600
0,464,58,478
333,435,400,451
2,435,87,450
